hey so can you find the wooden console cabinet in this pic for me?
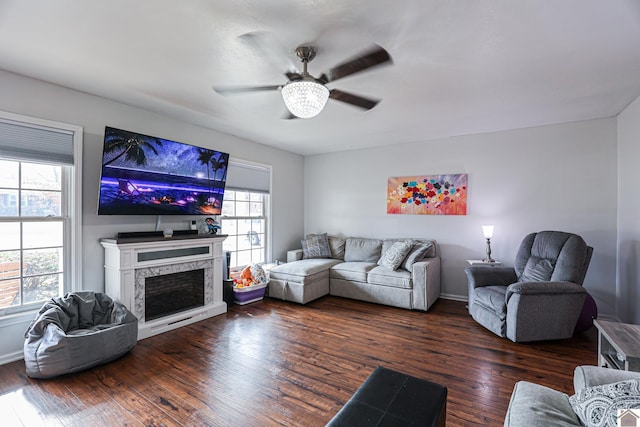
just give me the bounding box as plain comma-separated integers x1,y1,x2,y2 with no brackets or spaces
101,234,227,339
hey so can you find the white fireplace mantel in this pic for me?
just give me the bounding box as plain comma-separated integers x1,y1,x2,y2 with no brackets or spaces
101,234,227,339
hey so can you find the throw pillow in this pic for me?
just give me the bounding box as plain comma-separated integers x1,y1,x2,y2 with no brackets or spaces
377,241,413,271
569,378,640,427
327,236,346,260
307,234,346,260
401,242,434,271
301,234,331,259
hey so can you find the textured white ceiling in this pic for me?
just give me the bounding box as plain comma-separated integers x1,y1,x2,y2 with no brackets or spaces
0,0,639,155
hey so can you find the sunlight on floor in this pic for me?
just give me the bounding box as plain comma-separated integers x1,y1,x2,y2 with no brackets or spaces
0,388,57,426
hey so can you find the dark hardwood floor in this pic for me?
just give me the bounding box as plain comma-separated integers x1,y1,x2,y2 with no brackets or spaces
0,296,597,426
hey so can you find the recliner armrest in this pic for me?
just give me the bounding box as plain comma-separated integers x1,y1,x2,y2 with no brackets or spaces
464,266,517,289
506,281,586,301
505,281,587,342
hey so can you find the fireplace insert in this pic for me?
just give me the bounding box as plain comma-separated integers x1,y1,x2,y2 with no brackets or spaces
145,269,205,321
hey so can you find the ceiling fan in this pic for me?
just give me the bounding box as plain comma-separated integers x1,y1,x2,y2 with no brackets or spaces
212,43,393,119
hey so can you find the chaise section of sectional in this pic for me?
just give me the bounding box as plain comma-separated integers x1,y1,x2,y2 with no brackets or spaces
268,258,342,304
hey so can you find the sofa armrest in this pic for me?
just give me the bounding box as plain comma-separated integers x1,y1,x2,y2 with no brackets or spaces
464,266,517,289
574,366,640,391
287,249,303,263
411,257,441,311
504,381,581,427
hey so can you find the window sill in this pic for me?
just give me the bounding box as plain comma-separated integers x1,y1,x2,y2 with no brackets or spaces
0,309,37,328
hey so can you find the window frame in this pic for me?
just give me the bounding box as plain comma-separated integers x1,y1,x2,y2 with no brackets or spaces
0,111,82,318
221,188,270,270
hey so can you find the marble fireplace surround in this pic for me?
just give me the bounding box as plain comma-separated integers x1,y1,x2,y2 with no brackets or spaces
101,235,227,340
134,259,213,323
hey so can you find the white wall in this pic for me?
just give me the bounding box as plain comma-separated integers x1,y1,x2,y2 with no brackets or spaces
0,69,304,362
304,118,618,315
617,95,640,324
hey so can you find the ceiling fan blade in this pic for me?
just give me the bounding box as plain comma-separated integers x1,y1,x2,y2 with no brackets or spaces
320,45,392,84
212,85,282,95
329,89,380,110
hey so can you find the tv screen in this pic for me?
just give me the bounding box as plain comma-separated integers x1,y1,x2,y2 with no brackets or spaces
97,127,229,215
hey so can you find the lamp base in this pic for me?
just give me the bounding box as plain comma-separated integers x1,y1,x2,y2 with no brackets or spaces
484,238,494,263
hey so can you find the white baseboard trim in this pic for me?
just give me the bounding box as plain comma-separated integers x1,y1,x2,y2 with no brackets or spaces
0,350,23,366
440,293,467,302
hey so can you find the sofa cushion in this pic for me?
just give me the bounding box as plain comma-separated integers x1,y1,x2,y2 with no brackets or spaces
269,259,342,284
472,286,507,319
301,234,331,259
521,257,556,282
344,238,383,262
330,262,378,282
367,266,412,289
377,241,413,270
569,378,640,427
401,242,434,271
504,381,581,427
328,236,346,260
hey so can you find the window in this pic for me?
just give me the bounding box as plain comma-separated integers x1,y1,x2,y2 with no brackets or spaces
0,112,82,316
221,190,268,269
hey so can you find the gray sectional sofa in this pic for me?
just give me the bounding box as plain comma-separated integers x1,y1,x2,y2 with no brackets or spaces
267,235,441,311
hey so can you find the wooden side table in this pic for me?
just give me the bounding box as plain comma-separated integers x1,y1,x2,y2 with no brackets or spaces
594,319,640,371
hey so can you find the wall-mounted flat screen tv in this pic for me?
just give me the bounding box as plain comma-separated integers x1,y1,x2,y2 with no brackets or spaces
97,126,229,215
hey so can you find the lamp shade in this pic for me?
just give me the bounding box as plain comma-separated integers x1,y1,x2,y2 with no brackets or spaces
482,225,494,239
281,80,330,118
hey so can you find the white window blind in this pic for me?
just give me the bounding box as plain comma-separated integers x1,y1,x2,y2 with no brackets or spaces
0,119,74,165
225,160,270,193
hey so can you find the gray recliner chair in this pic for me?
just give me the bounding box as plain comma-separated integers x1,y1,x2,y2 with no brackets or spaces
465,231,593,342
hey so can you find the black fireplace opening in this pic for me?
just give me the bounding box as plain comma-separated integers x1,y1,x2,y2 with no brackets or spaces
145,269,205,321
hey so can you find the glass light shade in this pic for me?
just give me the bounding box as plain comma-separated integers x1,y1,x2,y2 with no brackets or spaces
482,225,494,239
281,80,330,118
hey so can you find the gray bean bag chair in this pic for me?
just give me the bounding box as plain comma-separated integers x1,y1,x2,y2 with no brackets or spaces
24,291,138,379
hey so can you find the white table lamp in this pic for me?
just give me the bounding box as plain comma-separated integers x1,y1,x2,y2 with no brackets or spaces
482,225,495,263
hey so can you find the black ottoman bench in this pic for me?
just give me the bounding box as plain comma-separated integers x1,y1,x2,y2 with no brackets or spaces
326,366,447,427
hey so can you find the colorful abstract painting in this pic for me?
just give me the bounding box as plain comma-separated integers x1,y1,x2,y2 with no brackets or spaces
387,174,467,215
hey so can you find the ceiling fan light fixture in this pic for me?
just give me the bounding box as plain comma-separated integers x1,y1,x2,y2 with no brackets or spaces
281,80,330,118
